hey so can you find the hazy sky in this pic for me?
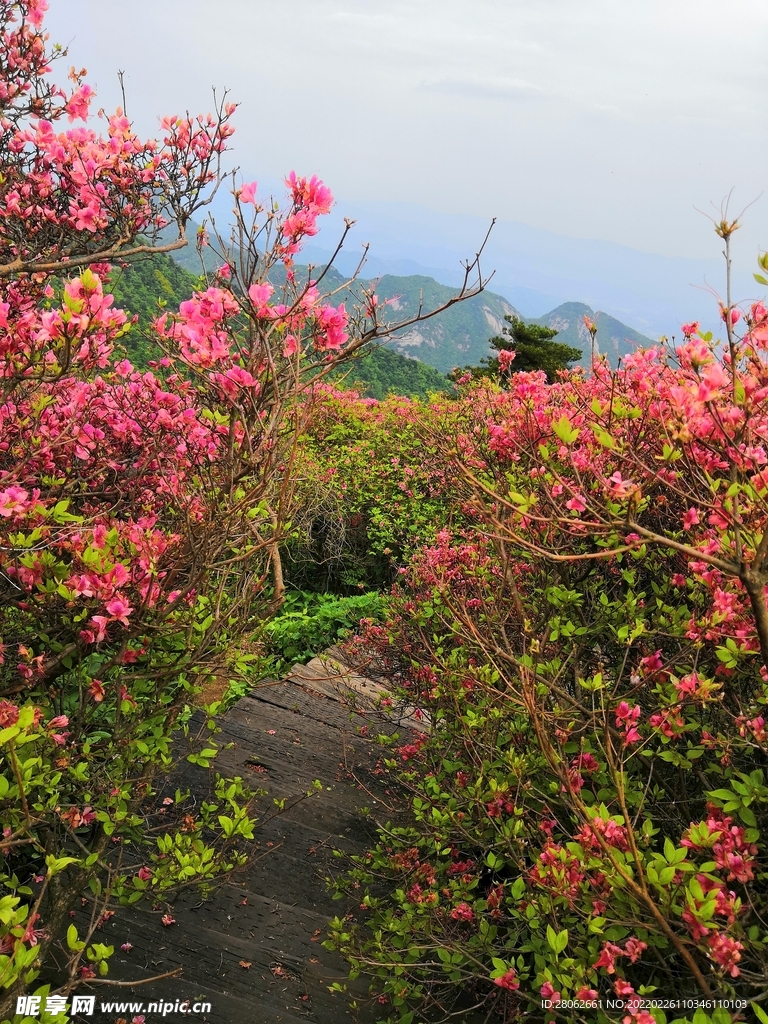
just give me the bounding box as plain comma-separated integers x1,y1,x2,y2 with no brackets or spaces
45,0,767,263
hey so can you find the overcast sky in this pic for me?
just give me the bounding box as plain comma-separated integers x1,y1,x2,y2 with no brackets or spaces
45,0,767,265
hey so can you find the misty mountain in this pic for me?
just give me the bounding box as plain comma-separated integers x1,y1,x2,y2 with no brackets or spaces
311,274,652,374
361,274,517,373
532,302,653,368
294,199,758,344
159,227,653,375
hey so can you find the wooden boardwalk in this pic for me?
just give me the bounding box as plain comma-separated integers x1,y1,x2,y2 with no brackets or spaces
96,663,407,1024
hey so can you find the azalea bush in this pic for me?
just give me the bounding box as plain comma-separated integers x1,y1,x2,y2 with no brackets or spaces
0,3,489,1015
328,229,768,1023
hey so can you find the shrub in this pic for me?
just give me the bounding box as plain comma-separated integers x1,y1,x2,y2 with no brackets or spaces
0,4,488,1011
328,233,768,1023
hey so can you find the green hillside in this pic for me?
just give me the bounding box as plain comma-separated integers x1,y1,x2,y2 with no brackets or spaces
532,301,653,368
365,274,518,373
286,270,652,374
105,251,450,398
107,246,653,386
269,264,519,374
330,343,451,399
107,252,202,367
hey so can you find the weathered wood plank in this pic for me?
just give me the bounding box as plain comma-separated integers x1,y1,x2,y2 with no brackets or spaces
95,677,404,1023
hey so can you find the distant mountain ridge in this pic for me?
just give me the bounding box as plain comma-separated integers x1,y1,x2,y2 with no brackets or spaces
295,198,755,343
160,231,653,375
360,274,517,373
532,302,654,368
315,273,653,373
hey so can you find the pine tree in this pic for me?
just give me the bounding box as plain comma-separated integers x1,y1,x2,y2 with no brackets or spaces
453,314,582,384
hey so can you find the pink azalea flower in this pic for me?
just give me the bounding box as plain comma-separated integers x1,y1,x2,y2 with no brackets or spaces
674,672,699,698
91,523,109,549
26,0,49,28
614,702,641,742
239,181,258,204
89,679,105,702
493,969,519,990
450,901,474,922
0,700,20,727
707,932,742,976
720,306,741,326
73,203,99,232
248,282,273,309
106,596,133,624
682,507,700,529
624,937,647,962
0,486,29,518
624,724,642,744
614,978,635,997
593,942,623,973
574,752,599,773
285,171,333,214
65,84,94,122
90,615,110,642
282,334,299,358
565,493,587,513
47,715,70,744
540,981,561,1003
576,987,599,1001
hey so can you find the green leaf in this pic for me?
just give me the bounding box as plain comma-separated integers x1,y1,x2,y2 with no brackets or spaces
592,425,617,449
552,415,580,445
546,925,568,954
0,724,21,745
218,815,235,837
46,854,79,876
739,805,757,827
707,789,736,802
